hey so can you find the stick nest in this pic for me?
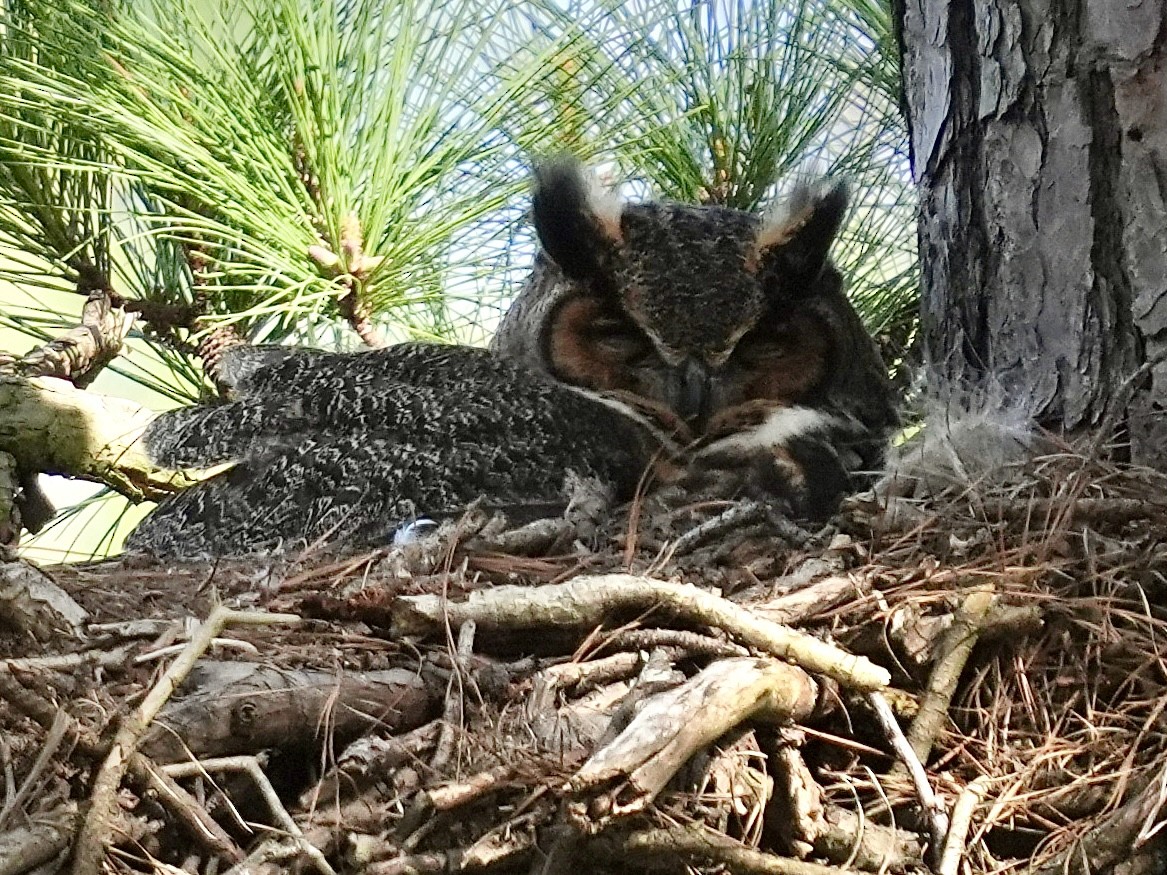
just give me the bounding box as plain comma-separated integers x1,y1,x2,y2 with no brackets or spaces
1,448,1165,875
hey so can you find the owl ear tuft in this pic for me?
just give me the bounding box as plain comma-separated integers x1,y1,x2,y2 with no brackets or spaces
532,156,623,281
756,179,849,293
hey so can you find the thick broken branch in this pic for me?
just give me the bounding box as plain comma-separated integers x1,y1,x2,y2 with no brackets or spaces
570,658,817,815
906,587,997,763
142,661,435,761
0,374,196,502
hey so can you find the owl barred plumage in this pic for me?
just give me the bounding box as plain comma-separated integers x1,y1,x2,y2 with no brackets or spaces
127,158,897,557
493,157,898,518
126,344,678,557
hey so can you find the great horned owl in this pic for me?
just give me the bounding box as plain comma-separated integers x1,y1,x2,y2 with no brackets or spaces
492,157,898,518
127,159,896,557
126,343,677,558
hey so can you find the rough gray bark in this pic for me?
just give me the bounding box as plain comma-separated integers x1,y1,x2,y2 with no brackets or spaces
896,0,1167,463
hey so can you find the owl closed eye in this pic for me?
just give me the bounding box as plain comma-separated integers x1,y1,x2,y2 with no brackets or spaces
491,156,900,519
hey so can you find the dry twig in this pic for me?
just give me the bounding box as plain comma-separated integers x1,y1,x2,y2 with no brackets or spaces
868,691,949,867
394,575,890,691
140,760,245,864
0,375,198,502
939,776,990,875
906,587,997,762
432,620,477,774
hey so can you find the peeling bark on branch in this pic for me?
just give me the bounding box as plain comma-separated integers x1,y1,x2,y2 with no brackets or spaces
9,290,133,388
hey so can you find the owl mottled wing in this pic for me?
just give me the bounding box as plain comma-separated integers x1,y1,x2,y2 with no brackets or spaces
128,437,571,557
143,382,466,470
130,343,674,557
220,343,524,399
144,398,292,470
213,344,305,395
145,344,603,470
131,156,899,557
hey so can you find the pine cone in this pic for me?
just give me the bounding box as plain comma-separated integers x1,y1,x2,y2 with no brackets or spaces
197,326,247,393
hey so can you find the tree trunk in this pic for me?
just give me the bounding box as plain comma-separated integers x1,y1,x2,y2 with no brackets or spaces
895,0,1167,464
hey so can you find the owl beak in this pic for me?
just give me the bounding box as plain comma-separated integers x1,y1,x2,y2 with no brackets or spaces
676,358,712,425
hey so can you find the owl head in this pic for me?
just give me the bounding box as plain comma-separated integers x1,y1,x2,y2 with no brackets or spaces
524,156,853,430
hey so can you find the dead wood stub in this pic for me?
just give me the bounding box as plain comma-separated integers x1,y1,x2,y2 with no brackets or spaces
569,658,817,818
142,662,435,761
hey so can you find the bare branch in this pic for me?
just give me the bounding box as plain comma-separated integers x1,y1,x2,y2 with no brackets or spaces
393,574,891,691
9,290,133,388
0,374,195,503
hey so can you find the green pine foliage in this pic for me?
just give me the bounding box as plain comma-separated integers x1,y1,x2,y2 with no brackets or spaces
2,0,559,348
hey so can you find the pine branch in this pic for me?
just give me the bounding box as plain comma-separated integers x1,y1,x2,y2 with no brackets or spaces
310,214,387,348
0,374,195,505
